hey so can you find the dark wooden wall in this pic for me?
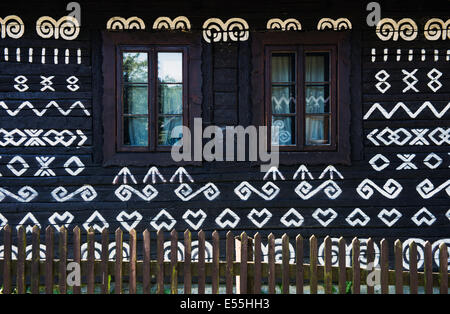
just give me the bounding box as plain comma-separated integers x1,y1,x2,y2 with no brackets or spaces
0,0,448,268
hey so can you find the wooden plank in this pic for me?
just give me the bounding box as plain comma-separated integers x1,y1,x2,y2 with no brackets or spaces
157,229,164,294
115,228,123,294
212,231,219,294
31,225,40,294
338,237,346,294
352,237,360,294
324,236,332,294
254,232,262,294
170,229,178,295
226,231,234,294
409,241,418,294
268,233,275,294
87,227,95,294
380,239,389,294
101,228,109,294
45,226,54,294
59,227,67,294
129,229,137,294
184,230,192,294
143,229,151,294
366,238,374,295
394,239,403,294
282,234,290,294
73,226,81,294
309,235,318,294
295,235,303,294
16,226,26,294
240,232,248,294
424,241,433,294
198,230,206,294
247,237,254,294
439,243,448,294
2,225,11,294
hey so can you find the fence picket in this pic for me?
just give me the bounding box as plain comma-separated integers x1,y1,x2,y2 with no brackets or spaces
240,232,248,294
226,231,234,294
156,229,164,294
73,226,81,294
309,235,318,294
380,239,389,294
324,236,332,294
31,225,40,294
338,237,346,294
268,233,275,294
352,238,360,294
143,229,151,294
254,232,262,294
115,228,123,294
129,229,137,294
170,229,178,294
295,235,303,294
45,226,54,294
184,230,192,294
424,241,433,294
16,226,25,294
439,243,448,294
212,231,219,294
394,239,403,294
198,230,206,294
101,228,110,294
3,225,11,294
282,234,290,294
409,241,418,294
366,238,374,294
59,227,67,294
87,227,95,294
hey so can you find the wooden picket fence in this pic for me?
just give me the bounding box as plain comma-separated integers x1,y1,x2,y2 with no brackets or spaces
0,225,448,294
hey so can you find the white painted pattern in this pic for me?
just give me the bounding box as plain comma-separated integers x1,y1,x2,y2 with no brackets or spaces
7,155,29,176
295,180,342,200
51,185,97,202
247,208,272,228
374,70,391,93
317,18,352,30
112,167,137,185
182,209,207,230
266,18,302,31
83,211,109,232
153,16,191,30
0,15,25,39
427,68,443,92
369,154,390,171
364,102,450,120
376,18,418,41
48,211,74,230
13,75,28,92
318,238,380,267
346,208,370,226
424,18,450,40
356,179,403,199
34,156,56,176
0,101,90,116
0,214,7,230
396,154,417,170
150,209,176,231
115,184,158,202
234,181,280,201
280,208,304,227
215,208,240,229
318,165,344,180
367,127,450,146
36,16,80,40
423,153,442,169
263,166,285,181
107,16,145,30
175,183,220,201
0,186,38,202
170,167,194,183
416,179,450,199
116,210,143,231
293,165,314,180
143,166,166,184
66,76,80,91
0,129,87,147
202,18,249,43
40,76,55,91
377,208,402,227
312,208,338,227
402,69,419,93
64,156,85,176
17,213,40,233
411,207,436,226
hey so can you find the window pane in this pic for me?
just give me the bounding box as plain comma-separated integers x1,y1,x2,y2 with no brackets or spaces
158,116,183,146
124,85,148,114
305,52,329,82
305,84,330,113
272,53,295,83
305,115,330,145
124,117,148,146
158,84,182,114
158,52,183,83
272,86,296,114
272,116,295,145
123,52,148,83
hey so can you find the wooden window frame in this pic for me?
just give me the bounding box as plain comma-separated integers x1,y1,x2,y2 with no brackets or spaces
102,32,202,166
252,31,351,165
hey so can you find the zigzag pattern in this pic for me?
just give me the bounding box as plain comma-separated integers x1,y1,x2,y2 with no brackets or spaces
364,101,450,120
0,101,90,116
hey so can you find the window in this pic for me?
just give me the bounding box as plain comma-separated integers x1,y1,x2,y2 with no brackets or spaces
252,32,351,165
102,32,202,166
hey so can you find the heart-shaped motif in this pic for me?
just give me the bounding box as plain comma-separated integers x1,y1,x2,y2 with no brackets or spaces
116,210,143,231
48,211,74,230
312,208,337,227
182,209,207,230
247,208,272,228
377,208,402,227
215,208,240,229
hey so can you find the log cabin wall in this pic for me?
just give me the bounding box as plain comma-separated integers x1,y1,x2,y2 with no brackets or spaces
0,0,448,268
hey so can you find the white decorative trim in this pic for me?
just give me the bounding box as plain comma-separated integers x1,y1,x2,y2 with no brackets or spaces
116,210,143,231
48,211,74,230
364,102,450,120
182,209,207,230
175,183,220,201
416,179,450,199
234,181,280,201
312,208,337,227
0,186,38,203
356,179,403,199
280,208,304,227
17,213,40,233
202,18,249,43
115,185,158,202
424,18,450,40
263,166,285,181
411,207,436,226
36,16,80,40
376,18,418,41
0,15,25,39
143,166,166,184
83,211,109,232
215,208,240,229
106,16,145,30
317,18,352,30
369,154,390,171
150,209,176,231
295,180,342,200
153,16,191,30
266,18,302,31
51,185,97,202
247,208,272,228
377,208,402,227
346,208,370,226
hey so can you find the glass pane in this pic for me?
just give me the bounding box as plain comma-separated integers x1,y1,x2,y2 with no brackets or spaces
158,115,183,146
124,85,148,114
305,84,330,113
158,84,183,114
123,52,148,83
124,117,148,146
272,116,295,145
305,52,329,82
272,86,295,114
158,52,183,83
272,53,295,83
305,115,330,145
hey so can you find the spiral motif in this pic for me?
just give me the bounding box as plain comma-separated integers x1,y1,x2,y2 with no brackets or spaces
376,18,417,41
81,242,103,260
202,183,220,200
163,241,185,261
318,238,341,266
272,119,285,129
17,186,39,202
227,19,249,42
79,185,97,201
115,185,133,201
192,240,213,262
203,20,223,43
424,18,445,40
36,16,80,40
1,15,25,39
398,18,418,41
432,239,450,271
323,181,342,199
261,182,280,199
36,16,55,39
278,131,291,144
203,18,249,43
262,239,295,263
402,238,426,270
296,181,314,196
